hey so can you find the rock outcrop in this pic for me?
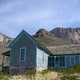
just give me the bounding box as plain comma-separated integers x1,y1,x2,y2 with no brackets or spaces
34,29,51,37
51,27,80,44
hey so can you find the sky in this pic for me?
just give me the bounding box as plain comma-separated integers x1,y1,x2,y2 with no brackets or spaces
0,0,80,37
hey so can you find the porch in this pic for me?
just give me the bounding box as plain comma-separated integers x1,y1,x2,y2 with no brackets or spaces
2,48,10,73
48,54,80,69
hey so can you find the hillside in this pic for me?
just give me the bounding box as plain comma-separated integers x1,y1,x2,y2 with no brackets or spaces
34,28,71,46
51,27,80,44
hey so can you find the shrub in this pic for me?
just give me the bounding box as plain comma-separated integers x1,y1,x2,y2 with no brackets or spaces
61,76,78,80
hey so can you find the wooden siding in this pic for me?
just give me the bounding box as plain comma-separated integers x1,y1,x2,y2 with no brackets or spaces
36,48,48,71
10,32,36,73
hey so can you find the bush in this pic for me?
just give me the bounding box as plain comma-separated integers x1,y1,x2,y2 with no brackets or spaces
57,65,80,74
61,76,78,80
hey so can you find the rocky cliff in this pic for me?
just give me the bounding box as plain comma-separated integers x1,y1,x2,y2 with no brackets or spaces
51,27,80,44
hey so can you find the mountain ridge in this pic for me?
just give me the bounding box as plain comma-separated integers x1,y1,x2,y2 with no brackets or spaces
51,27,80,44
34,27,80,46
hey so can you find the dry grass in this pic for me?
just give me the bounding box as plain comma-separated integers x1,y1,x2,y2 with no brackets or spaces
11,71,58,80
0,71,59,80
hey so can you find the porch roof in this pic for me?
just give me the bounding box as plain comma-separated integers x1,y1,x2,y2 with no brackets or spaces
47,44,80,55
1,48,10,56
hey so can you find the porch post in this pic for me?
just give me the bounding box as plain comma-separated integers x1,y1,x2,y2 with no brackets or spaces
74,55,75,66
53,56,56,68
2,55,5,71
64,56,67,68
69,56,71,67
79,55,80,64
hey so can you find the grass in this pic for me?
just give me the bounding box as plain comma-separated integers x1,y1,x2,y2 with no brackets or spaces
0,70,58,80
55,65,80,80
0,65,80,80
57,65,80,74
61,76,78,80
0,72,10,80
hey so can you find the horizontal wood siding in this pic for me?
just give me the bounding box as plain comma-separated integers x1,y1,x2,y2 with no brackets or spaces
36,48,48,71
10,33,36,73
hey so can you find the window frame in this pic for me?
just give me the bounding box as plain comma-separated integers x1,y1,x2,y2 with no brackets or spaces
20,47,26,63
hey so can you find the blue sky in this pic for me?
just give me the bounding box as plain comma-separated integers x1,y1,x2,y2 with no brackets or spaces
0,0,80,37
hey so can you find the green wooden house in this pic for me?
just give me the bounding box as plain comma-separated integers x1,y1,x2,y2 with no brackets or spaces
2,30,51,74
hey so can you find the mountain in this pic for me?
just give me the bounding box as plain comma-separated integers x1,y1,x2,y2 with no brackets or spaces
51,27,80,44
34,28,71,46
0,33,13,48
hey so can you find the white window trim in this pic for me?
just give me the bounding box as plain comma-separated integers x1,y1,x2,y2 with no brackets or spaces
20,47,26,63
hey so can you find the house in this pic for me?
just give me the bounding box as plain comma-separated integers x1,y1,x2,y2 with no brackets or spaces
2,30,50,74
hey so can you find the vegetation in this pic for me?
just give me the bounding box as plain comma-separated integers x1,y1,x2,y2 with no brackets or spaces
0,72,10,80
61,76,78,80
0,65,80,80
56,65,80,80
58,65,80,74
0,70,57,80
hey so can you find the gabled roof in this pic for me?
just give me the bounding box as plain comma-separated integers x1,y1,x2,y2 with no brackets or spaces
9,30,36,47
2,48,10,56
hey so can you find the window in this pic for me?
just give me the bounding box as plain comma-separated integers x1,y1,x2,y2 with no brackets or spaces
70,56,75,66
20,47,26,63
75,55,79,64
